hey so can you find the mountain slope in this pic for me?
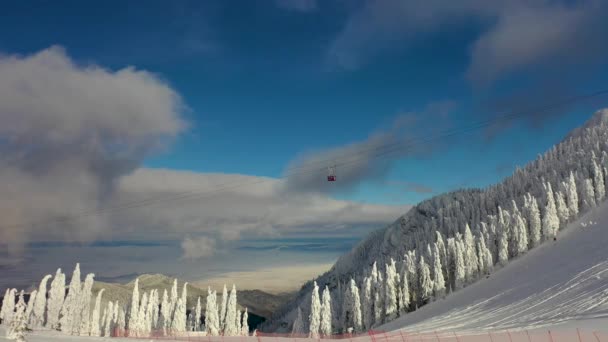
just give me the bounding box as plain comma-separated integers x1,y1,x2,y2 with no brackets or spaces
381,201,608,333
262,108,608,333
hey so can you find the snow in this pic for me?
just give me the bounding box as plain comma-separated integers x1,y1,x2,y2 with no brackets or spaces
379,201,608,334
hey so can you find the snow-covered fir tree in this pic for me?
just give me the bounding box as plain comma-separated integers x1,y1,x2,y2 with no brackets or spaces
46,269,64,329
567,171,579,218
525,193,542,248
308,281,321,338
222,284,238,336
160,289,170,335
128,278,140,334
592,159,605,202
418,256,433,304
31,274,52,327
194,296,202,331
236,310,242,335
59,263,81,334
291,306,304,336
542,183,560,240
24,290,36,326
78,273,95,335
219,284,228,332
90,289,104,337
383,258,398,321
320,286,332,336
555,191,570,227
7,295,28,342
432,244,446,298
205,288,219,336
241,308,249,336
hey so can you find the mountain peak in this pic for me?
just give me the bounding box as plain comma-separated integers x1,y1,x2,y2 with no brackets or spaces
566,108,608,140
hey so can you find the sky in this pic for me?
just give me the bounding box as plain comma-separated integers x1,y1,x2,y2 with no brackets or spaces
1,0,608,291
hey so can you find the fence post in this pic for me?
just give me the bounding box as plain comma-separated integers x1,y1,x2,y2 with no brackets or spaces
433,330,440,342
453,331,461,342
507,330,513,342
593,331,601,342
488,331,494,342
548,330,554,342
399,330,407,342
525,330,531,342
577,328,583,342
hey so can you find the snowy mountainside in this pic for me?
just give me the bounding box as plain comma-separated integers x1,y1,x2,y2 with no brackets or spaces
262,108,608,332
381,201,608,332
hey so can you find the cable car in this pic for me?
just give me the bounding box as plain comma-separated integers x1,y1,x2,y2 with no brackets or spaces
327,166,336,182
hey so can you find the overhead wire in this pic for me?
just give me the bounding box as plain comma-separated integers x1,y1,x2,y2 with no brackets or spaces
2,89,608,231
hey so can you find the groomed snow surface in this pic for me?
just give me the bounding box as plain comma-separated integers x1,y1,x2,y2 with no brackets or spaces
2,203,608,341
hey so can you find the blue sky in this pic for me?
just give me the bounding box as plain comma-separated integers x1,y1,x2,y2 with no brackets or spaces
2,0,608,288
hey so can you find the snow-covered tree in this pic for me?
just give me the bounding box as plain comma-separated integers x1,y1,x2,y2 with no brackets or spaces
292,306,305,336
128,278,140,333
453,239,466,289
205,288,219,336
46,269,65,329
525,194,542,248
418,256,433,303
193,296,201,331
497,223,509,266
361,276,373,329
320,286,332,336
31,274,51,327
224,285,238,336
555,191,570,228
567,172,579,218
542,184,560,240
117,306,126,337
24,290,36,326
171,283,188,333
241,308,249,336
308,281,321,338
341,279,362,333
514,212,528,256
59,263,81,334
583,178,597,210
160,289,170,335
398,267,410,313
592,159,605,202
236,310,242,335
90,289,104,337
78,273,95,335
463,224,479,283
219,284,228,332
7,295,28,342
432,244,446,298
104,301,114,337
384,258,398,321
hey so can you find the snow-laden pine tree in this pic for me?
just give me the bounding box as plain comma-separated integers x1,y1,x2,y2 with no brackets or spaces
567,171,579,218
384,258,398,321
525,193,542,248
24,290,36,326
399,267,410,313
497,221,509,266
205,288,219,336
169,279,178,325
350,279,362,332
31,274,52,327
583,178,597,210
373,271,384,325
453,238,466,289
105,301,115,337
432,244,446,298
193,296,201,332
514,212,528,256
542,183,560,240
117,305,126,337
150,290,159,330
361,276,373,329
223,284,238,336
435,231,449,291
160,289,170,335
308,281,321,338
236,310,242,335
592,159,605,202
555,191,570,228
7,295,28,342
219,284,228,332
171,283,188,333
291,306,305,336
90,289,104,337
128,278,140,334
418,256,433,304
320,286,332,336
463,224,478,283
78,273,95,335
46,269,65,329
59,263,81,334
241,308,249,336
476,236,493,275
0,288,10,324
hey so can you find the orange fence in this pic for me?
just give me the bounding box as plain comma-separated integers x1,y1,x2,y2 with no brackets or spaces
111,328,608,342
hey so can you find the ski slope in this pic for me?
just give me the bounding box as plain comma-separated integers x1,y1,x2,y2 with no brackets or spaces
380,201,608,334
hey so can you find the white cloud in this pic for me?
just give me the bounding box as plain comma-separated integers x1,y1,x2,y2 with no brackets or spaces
0,46,185,252
328,1,608,84
181,236,216,260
